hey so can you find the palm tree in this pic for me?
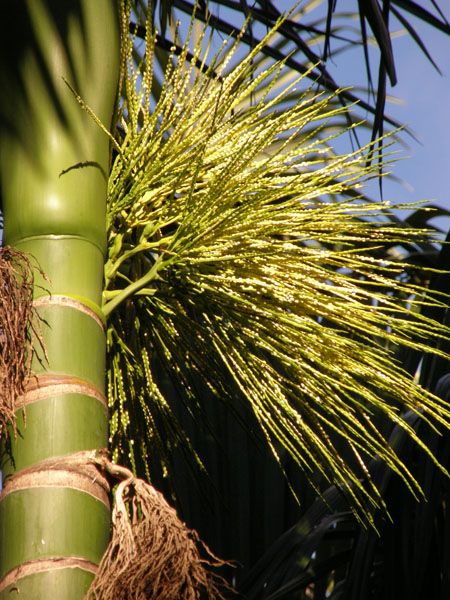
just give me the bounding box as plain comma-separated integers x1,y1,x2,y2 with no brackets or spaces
1,1,450,599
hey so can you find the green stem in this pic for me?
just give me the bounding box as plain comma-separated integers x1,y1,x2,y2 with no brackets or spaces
103,255,173,318
0,1,119,598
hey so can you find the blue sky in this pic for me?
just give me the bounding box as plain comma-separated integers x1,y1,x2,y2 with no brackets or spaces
382,5,450,216
289,0,450,229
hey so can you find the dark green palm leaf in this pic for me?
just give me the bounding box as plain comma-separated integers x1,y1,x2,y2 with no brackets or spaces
239,405,450,599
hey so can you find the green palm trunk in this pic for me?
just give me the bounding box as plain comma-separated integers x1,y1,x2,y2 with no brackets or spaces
0,1,119,597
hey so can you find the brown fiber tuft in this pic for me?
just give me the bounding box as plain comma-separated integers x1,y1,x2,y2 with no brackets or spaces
0,246,44,438
87,459,231,600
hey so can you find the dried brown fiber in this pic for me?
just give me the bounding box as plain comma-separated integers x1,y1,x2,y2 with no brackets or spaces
87,459,230,600
0,246,44,439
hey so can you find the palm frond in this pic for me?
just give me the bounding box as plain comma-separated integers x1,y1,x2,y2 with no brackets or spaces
239,401,450,599
240,405,450,599
138,0,450,141
102,1,450,523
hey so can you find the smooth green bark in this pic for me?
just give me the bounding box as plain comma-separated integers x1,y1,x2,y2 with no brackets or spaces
0,570,96,600
0,489,110,575
0,1,119,597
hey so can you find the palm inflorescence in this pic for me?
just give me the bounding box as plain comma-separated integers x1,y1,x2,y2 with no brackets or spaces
100,1,450,524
